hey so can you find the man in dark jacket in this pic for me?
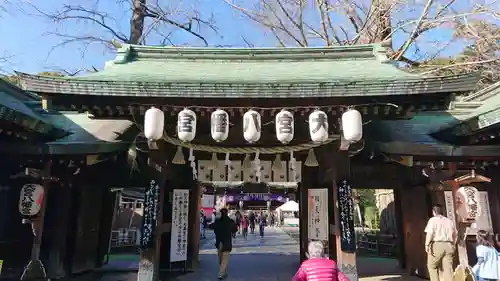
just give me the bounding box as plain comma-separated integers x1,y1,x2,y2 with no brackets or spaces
209,208,237,279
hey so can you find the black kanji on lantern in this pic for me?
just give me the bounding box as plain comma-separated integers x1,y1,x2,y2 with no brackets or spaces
243,112,261,133
212,113,228,133
312,112,328,134
178,113,195,133
337,179,356,253
20,184,36,216
277,114,293,134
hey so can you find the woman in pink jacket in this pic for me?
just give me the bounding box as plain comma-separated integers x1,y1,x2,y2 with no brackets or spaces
293,241,350,281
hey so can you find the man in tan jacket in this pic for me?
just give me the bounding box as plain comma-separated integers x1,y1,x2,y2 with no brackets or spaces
424,204,457,281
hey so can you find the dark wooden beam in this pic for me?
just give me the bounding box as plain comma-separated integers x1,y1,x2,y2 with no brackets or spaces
137,141,168,281
333,150,358,281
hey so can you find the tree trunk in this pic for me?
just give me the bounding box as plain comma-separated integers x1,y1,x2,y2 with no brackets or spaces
358,0,392,44
130,0,146,44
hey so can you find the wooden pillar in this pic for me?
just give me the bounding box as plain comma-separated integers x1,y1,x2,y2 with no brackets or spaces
96,188,118,267
190,180,202,269
393,185,406,270
399,184,429,277
137,144,168,281
156,149,198,274
447,179,469,267
299,166,316,262
333,150,358,281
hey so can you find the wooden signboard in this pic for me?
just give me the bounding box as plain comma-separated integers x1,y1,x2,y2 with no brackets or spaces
140,180,160,249
337,179,356,253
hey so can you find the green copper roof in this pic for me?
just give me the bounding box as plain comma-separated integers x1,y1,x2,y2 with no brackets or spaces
435,81,500,136
369,114,500,156
80,44,416,83
0,113,136,154
16,44,479,98
0,79,68,138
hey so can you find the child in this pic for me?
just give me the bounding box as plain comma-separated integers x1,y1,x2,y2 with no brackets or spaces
473,230,499,281
241,215,249,240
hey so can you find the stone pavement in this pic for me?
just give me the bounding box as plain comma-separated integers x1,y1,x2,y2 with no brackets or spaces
67,227,424,281
173,226,300,281
280,226,424,281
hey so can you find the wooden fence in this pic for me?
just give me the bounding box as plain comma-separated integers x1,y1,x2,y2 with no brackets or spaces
356,232,399,257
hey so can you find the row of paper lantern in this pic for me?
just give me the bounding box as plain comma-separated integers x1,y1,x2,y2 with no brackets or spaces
144,107,363,144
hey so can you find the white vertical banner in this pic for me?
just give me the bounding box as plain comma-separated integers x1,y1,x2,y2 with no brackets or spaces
444,191,456,222
475,192,492,232
170,189,190,262
308,189,329,241
202,194,215,209
444,191,492,234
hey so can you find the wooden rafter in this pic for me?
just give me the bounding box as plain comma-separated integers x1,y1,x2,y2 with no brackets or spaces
454,169,491,185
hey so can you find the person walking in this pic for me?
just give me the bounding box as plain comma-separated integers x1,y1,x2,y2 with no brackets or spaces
209,208,238,279
258,213,266,237
200,211,206,239
293,241,349,281
235,210,242,234
229,211,237,239
424,204,457,281
241,215,249,240
249,212,256,234
473,230,499,281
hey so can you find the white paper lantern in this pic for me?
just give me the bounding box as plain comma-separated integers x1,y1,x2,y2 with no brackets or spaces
456,186,481,222
243,110,261,143
19,184,45,216
341,109,362,142
211,109,229,142
144,107,164,141
309,110,329,143
177,108,197,142
275,110,294,144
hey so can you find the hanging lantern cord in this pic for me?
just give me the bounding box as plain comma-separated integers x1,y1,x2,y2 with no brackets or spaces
162,134,338,154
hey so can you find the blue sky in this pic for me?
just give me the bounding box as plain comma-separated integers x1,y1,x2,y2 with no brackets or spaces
0,0,267,73
0,0,488,74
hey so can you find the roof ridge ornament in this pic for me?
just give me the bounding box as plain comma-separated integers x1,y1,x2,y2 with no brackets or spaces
113,44,132,64
373,43,391,64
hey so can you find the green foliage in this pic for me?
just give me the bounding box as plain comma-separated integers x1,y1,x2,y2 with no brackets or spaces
364,206,380,230
353,189,376,209
2,75,19,86
37,71,65,77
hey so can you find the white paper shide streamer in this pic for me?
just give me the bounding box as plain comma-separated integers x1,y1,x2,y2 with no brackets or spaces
289,151,297,182
276,110,294,144
309,110,328,143
144,107,164,141
254,152,262,183
211,109,229,142
341,109,363,142
189,148,197,180
177,108,197,142
225,153,234,182
243,110,261,143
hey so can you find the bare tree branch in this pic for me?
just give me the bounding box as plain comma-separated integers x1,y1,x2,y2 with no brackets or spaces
223,0,499,87
394,0,435,60
420,59,498,75
28,0,219,59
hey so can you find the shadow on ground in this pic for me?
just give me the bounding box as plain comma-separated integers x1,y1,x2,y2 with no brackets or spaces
180,252,300,281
